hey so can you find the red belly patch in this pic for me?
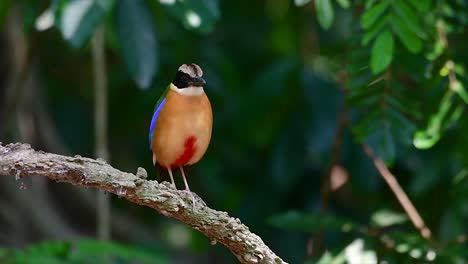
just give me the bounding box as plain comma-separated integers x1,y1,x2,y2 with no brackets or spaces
172,136,197,167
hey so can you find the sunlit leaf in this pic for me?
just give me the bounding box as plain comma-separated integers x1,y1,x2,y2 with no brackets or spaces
315,0,334,29
426,38,446,60
59,0,114,48
365,0,378,9
336,0,350,9
36,7,56,31
439,63,450,77
413,92,455,149
371,209,408,227
159,0,220,34
345,239,377,264
452,80,468,104
371,30,394,74
454,63,466,76
413,131,440,149
317,251,346,264
294,0,312,7
116,0,158,89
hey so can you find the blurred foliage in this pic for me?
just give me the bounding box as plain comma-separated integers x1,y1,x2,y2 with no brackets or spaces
0,0,467,263
0,240,167,264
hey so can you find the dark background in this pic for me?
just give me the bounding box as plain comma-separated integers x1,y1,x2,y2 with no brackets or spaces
0,0,467,263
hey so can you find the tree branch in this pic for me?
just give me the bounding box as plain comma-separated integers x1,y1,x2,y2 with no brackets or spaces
363,144,432,240
0,143,286,264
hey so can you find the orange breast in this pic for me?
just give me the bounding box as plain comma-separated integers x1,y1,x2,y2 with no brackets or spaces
151,89,212,168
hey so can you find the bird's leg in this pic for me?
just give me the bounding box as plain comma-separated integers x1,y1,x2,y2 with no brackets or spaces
180,167,191,192
179,166,196,207
167,167,176,188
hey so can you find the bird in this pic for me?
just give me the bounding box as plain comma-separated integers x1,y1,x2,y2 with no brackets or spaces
149,63,212,205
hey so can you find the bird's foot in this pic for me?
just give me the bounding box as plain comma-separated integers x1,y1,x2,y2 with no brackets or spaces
182,189,197,208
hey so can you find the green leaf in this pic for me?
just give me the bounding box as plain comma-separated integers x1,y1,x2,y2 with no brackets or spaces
315,0,334,29
362,15,387,45
413,130,440,149
346,85,381,106
159,0,220,34
413,91,454,149
365,0,378,9
452,80,468,104
368,126,396,165
59,0,114,48
392,0,425,37
74,240,167,263
408,0,431,12
390,14,422,53
371,30,394,74
294,0,312,7
269,211,356,233
116,0,158,89
13,241,71,264
0,248,6,258
371,209,408,227
360,0,389,29
453,169,468,185
352,109,382,141
10,240,168,264
336,0,350,9
427,36,446,60
387,108,416,145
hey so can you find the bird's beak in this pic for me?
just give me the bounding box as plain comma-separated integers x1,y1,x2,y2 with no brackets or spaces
190,77,206,87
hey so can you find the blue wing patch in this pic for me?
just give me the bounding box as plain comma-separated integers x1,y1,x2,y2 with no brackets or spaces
149,98,166,148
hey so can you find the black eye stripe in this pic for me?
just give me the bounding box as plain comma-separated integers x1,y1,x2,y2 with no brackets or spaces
173,71,194,88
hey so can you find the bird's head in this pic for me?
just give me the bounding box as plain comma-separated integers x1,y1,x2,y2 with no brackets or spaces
172,63,206,88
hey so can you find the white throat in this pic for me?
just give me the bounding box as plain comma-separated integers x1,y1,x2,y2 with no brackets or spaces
170,83,204,96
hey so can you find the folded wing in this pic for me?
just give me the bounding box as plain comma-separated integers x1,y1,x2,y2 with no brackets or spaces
149,97,167,148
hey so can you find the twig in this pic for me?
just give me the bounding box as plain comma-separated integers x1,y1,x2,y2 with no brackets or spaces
309,66,350,257
362,144,432,239
0,143,287,264
308,107,348,257
92,25,111,240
